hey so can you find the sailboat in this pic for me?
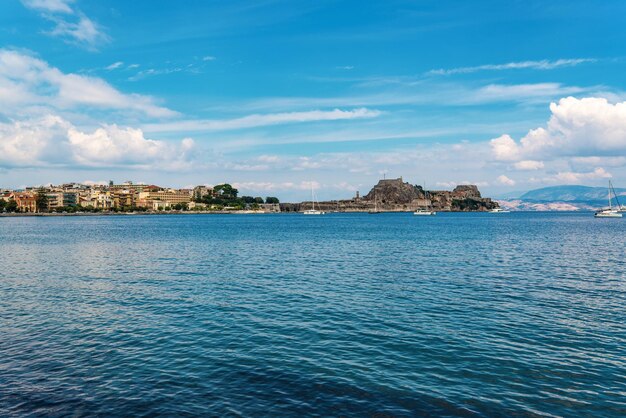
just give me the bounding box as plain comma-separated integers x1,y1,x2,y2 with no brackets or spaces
594,181,623,218
414,184,436,215
303,185,325,215
368,191,382,214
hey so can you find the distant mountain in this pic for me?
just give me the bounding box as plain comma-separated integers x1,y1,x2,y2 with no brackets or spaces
497,184,626,211
520,185,626,202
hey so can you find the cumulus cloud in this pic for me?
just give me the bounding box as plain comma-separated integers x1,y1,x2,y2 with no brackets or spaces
549,167,612,183
0,115,71,166
0,49,176,118
490,97,626,161
496,175,516,186
0,115,195,169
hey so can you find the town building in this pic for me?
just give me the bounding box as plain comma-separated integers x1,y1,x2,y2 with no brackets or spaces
14,193,37,212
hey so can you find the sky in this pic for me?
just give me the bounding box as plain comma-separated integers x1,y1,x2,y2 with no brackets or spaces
1,0,626,200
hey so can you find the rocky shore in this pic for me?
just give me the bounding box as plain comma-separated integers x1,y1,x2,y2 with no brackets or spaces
282,178,498,212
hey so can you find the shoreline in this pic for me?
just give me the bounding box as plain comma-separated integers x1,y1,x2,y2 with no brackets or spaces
0,210,589,217
0,210,278,217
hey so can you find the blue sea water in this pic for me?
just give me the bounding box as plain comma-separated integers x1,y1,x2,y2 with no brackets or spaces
0,212,625,417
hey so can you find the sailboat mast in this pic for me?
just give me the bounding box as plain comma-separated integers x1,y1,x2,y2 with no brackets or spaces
608,181,612,210
610,180,622,209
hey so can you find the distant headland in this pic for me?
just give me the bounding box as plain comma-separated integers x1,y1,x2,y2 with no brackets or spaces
283,177,498,212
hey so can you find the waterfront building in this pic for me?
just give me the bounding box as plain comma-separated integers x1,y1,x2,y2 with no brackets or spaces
13,193,37,213
137,189,192,208
193,185,213,200
45,192,65,211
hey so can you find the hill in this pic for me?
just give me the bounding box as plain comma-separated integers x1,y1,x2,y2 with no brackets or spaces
497,184,626,211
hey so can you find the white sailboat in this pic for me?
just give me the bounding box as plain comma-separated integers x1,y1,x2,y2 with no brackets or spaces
368,190,382,214
303,185,325,215
594,181,623,218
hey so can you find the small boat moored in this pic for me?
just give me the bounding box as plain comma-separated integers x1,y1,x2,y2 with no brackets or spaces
302,184,326,215
594,181,623,218
489,207,510,213
594,210,622,218
413,209,436,216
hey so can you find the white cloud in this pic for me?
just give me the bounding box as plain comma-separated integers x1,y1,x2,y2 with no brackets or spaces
430,58,595,75
570,156,626,168
491,97,626,161
232,181,321,193
490,135,520,161
68,125,195,167
549,167,612,184
143,108,381,133
497,175,516,186
0,115,195,169
0,49,176,118
470,83,584,104
21,1,108,49
21,0,74,14
48,14,109,48
128,67,185,81
0,115,71,166
257,155,280,163
105,61,124,70
82,180,109,186
513,160,544,171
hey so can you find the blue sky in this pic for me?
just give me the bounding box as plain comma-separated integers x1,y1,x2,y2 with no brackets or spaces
1,0,626,200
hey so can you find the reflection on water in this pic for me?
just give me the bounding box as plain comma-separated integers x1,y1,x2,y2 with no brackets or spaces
1,213,625,416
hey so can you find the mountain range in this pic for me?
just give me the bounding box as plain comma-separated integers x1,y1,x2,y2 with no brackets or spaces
496,185,626,211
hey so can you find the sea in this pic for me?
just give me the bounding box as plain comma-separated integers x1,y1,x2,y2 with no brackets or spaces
0,212,624,417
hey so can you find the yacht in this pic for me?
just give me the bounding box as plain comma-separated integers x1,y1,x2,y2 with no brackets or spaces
303,185,326,215
594,181,623,218
489,207,510,213
413,185,436,215
368,191,382,214
413,209,436,216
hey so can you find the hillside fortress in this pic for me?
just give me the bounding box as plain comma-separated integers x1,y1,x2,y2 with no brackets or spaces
281,177,498,212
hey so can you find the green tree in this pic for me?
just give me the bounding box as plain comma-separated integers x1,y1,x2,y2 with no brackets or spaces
6,199,18,212
214,184,238,198
254,197,264,204
265,197,279,204
35,189,49,212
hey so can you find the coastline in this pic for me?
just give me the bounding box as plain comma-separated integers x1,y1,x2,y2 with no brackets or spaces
0,210,277,217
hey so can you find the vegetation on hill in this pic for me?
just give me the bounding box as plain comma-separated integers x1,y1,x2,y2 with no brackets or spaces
193,184,279,209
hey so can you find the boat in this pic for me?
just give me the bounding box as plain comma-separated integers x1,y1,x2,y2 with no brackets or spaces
594,181,623,218
489,207,510,213
413,209,436,216
303,185,325,215
413,184,436,215
368,191,382,214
